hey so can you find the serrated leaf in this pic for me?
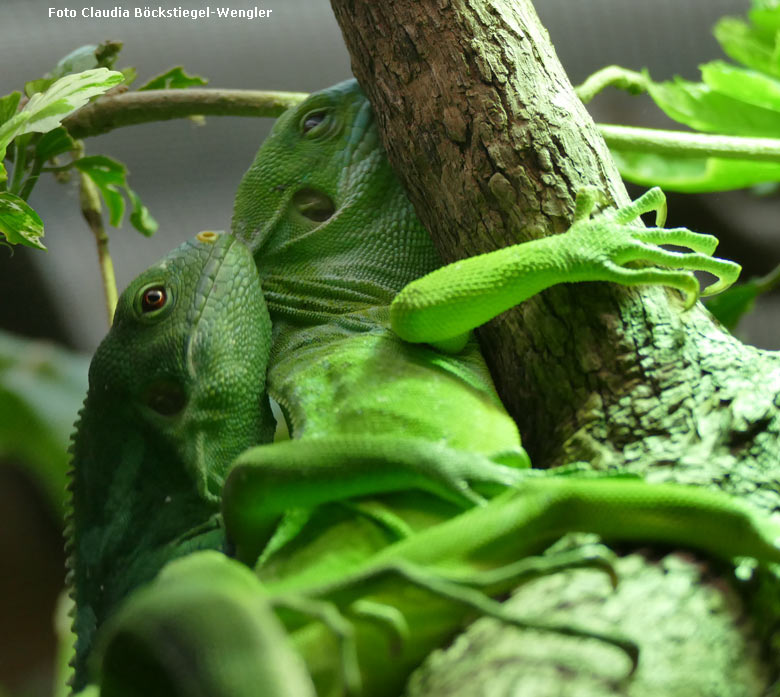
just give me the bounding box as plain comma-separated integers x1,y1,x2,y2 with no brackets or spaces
0,192,45,249
139,66,208,91
19,68,124,135
128,188,158,236
0,69,123,163
612,148,780,192
0,91,21,127
701,60,780,111
647,77,780,137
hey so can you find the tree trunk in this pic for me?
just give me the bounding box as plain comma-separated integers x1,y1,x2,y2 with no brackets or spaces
329,0,780,694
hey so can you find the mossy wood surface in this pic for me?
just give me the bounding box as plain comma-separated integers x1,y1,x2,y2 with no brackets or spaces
330,0,780,694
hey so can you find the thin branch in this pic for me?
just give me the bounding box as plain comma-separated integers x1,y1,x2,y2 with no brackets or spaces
63,88,309,139
79,171,117,325
598,124,780,162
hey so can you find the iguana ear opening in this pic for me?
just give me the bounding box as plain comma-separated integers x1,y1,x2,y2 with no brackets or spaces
142,379,187,417
292,188,335,222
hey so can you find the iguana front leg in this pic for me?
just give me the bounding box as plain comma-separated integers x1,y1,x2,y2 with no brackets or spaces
390,187,740,351
222,435,530,565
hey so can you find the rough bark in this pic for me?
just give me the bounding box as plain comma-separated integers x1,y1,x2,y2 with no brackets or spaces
329,0,780,694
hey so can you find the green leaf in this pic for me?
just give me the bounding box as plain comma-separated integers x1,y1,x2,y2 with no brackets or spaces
704,262,780,331
94,39,123,69
139,66,208,91
647,77,780,137
713,17,778,76
34,126,76,161
74,155,126,226
120,66,138,88
19,68,124,135
0,68,123,161
128,188,158,236
24,77,55,99
0,191,45,249
0,329,89,518
73,154,156,234
50,44,100,79
0,91,21,127
612,148,780,192
704,281,763,330
700,60,780,111
749,5,780,38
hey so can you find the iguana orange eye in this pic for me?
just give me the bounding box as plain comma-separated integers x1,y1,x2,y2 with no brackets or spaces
141,286,167,312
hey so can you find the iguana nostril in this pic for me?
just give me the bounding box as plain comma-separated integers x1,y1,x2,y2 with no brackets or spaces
196,230,220,243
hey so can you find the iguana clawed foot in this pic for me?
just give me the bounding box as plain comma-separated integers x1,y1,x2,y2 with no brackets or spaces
569,186,741,309
391,186,740,350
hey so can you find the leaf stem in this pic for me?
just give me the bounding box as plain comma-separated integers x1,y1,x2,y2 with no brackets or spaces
62,88,309,138
9,135,30,194
19,156,45,200
575,66,648,104
79,171,117,324
598,124,780,162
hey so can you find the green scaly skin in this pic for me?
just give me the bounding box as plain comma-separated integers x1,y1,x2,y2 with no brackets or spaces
95,475,780,697
77,81,751,696
67,232,275,691
224,79,739,563
227,79,531,568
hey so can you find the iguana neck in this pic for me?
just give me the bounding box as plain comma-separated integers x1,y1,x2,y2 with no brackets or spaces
67,396,225,690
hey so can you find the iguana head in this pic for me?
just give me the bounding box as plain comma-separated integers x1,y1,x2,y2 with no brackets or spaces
232,79,440,313
67,232,274,689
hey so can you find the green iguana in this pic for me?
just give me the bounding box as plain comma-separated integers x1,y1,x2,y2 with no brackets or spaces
224,78,738,561
67,231,275,690
70,80,762,696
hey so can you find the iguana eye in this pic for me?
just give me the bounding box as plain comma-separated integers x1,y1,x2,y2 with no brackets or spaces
141,286,167,313
301,110,327,134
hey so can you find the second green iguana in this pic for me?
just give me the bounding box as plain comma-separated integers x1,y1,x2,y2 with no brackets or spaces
224,78,740,561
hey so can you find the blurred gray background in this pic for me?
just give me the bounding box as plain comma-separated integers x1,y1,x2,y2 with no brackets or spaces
3,1,775,695
2,0,772,355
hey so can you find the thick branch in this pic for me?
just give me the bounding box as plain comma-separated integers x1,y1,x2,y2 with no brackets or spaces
330,0,780,693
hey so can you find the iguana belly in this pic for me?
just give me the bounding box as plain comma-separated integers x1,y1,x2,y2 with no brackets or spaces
268,326,522,457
